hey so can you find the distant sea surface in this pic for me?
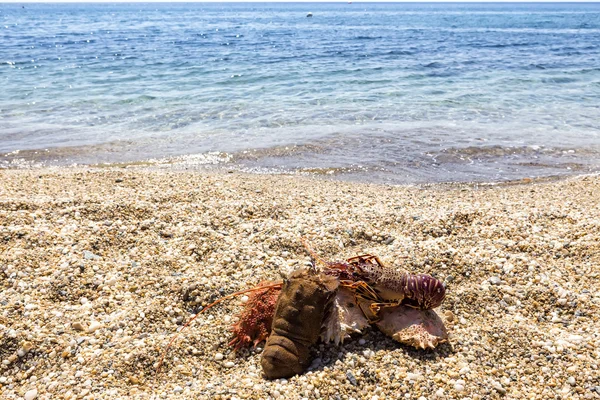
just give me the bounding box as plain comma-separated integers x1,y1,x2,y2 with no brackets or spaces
1,2,600,184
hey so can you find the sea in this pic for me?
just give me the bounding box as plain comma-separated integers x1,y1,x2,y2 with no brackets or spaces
1,2,600,184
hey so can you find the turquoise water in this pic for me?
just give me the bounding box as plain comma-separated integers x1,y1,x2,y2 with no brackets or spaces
1,2,600,183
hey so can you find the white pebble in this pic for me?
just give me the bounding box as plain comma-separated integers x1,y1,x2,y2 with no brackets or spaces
224,361,235,368
240,296,249,303
567,377,575,385
24,389,38,400
173,386,183,393
214,353,224,361
406,372,422,381
80,297,89,305
88,321,102,333
454,383,465,392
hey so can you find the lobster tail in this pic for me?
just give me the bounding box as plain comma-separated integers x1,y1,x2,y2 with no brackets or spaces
260,268,339,379
403,274,445,310
261,335,309,379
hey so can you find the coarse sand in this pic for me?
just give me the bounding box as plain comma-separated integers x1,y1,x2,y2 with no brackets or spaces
1,168,599,399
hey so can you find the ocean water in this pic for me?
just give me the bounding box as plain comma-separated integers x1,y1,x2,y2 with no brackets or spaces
1,2,600,184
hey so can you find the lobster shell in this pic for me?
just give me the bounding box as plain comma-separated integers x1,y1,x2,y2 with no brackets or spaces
261,268,338,379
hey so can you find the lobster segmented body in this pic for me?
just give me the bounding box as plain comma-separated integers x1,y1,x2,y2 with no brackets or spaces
315,249,445,311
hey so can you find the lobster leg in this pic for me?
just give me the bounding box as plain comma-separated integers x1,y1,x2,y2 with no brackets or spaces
342,280,385,323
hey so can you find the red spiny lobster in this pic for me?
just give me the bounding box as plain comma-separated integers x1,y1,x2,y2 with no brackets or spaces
156,239,446,375
303,239,446,321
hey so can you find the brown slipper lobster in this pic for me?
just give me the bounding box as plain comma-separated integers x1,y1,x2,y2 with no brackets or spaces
156,239,449,379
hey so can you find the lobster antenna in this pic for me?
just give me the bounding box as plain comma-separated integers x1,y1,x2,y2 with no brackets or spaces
155,282,283,376
301,237,330,268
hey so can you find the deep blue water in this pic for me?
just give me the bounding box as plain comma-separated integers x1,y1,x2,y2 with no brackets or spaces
1,2,600,183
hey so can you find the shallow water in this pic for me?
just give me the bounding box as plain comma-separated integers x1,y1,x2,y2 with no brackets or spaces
1,2,600,183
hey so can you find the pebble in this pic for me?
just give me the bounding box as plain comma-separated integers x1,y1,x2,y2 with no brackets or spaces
346,371,358,386
491,381,507,394
444,310,455,322
83,250,100,260
72,322,85,331
489,276,502,285
24,389,37,400
88,321,102,333
3,168,600,400
214,353,224,361
173,386,183,393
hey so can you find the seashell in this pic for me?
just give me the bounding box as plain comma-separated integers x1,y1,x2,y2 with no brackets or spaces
374,305,448,349
321,287,370,345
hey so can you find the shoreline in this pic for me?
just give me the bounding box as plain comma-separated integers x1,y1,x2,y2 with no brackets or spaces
1,167,599,399
2,155,598,190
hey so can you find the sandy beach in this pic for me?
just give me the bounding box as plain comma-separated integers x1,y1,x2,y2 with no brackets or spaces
1,167,599,400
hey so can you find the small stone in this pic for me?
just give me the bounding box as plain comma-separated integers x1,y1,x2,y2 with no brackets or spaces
406,372,422,381
224,361,235,368
346,371,358,386
24,389,38,400
173,386,183,393
454,383,465,392
83,251,100,260
88,321,102,333
214,353,224,361
492,380,507,394
489,276,502,285
72,322,85,331
240,296,249,303
567,377,575,385
358,338,366,345
444,310,455,323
